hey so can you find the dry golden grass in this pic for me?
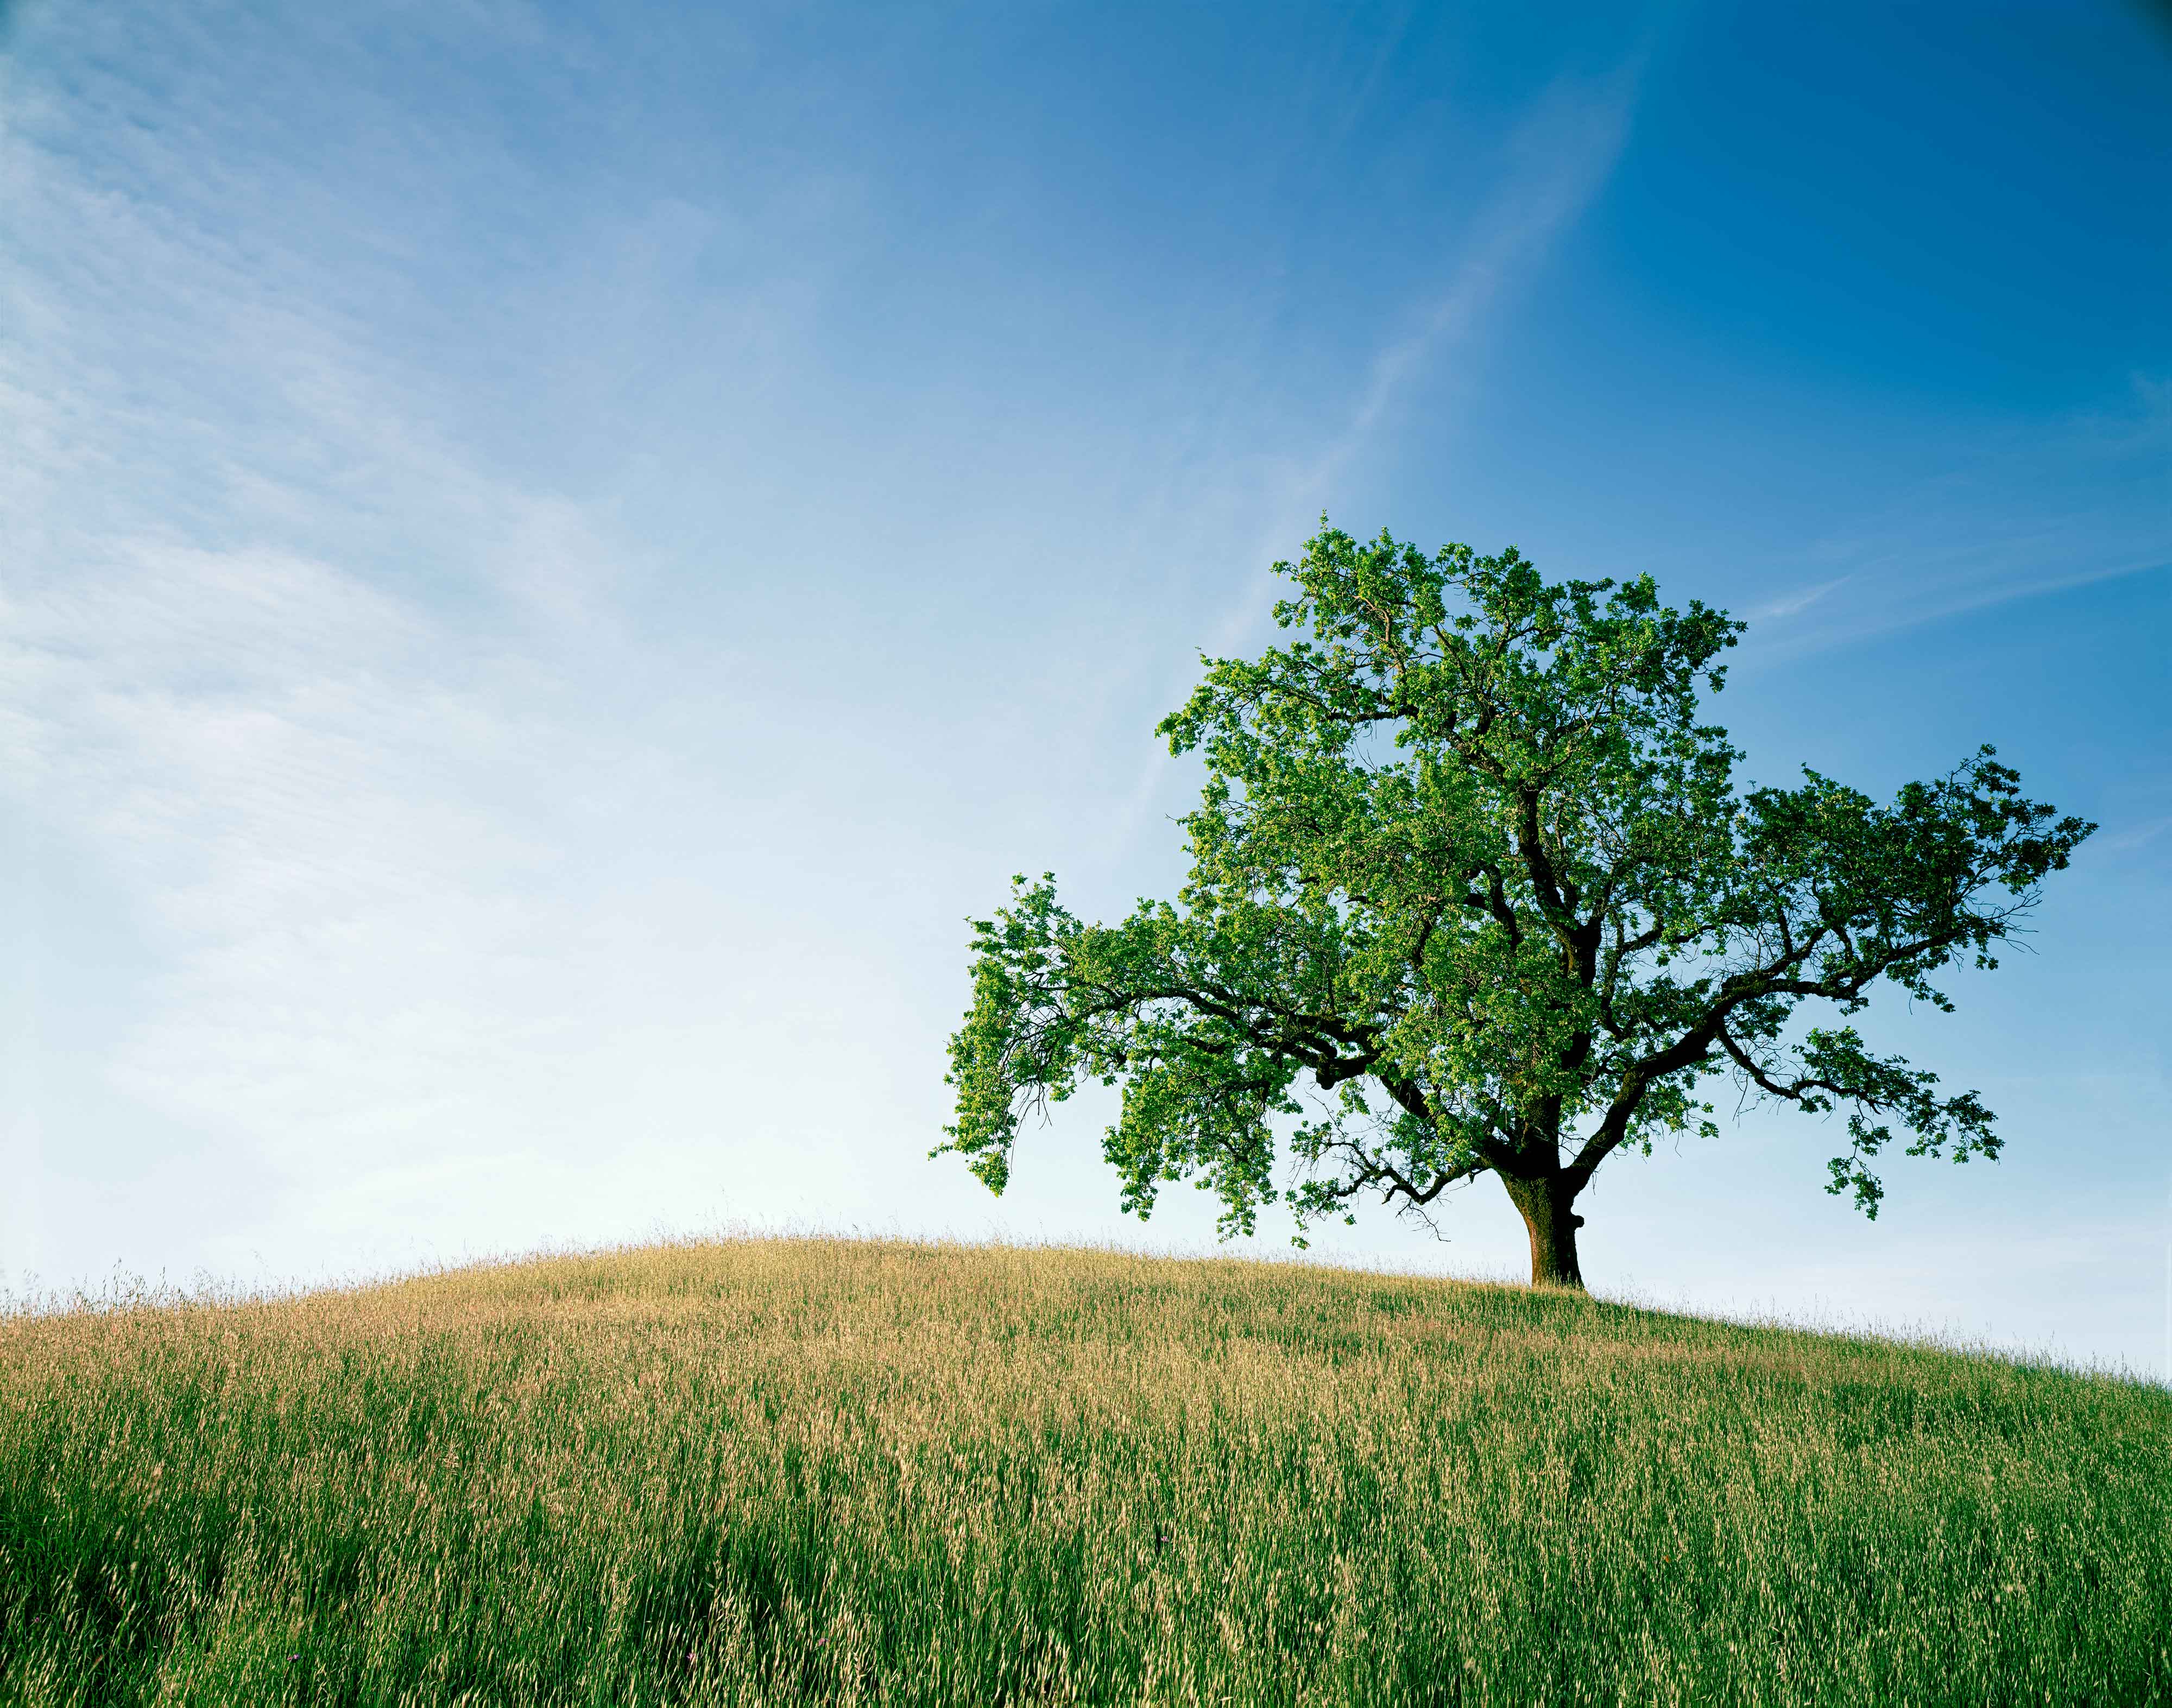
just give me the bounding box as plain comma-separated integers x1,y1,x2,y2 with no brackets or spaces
3,1237,2167,1705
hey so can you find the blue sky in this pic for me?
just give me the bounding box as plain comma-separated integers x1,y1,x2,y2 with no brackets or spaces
3,2,2167,1375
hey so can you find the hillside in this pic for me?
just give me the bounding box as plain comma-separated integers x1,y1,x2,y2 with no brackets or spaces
3,1238,2167,1705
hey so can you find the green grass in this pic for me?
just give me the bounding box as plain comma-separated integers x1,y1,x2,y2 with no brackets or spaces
3,1238,2167,1705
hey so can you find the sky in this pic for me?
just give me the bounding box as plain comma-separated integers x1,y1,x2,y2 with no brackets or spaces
2,2,2168,1376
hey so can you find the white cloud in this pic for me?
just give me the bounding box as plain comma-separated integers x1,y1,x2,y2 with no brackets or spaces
0,9,809,1281
1308,59,1646,496
2094,813,2172,856
1735,381,2172,657
1101,59,1649,850
1748,574,1851,622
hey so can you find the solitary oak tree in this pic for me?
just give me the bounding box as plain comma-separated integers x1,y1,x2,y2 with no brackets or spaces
938,527,2092,1288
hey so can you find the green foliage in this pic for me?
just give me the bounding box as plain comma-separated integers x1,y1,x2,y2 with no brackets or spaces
4,1241,2167,1705
940,526,2093,1254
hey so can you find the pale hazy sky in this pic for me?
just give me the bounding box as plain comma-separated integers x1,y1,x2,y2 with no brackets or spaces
3,2,2168,1377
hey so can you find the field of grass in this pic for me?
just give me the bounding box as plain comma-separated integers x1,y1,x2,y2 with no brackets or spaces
3,1237,2168,1706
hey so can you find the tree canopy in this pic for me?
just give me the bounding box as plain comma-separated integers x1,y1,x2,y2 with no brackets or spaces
937,527,2094,1287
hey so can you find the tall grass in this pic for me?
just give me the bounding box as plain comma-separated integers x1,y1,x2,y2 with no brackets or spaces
3,1237,2167,1705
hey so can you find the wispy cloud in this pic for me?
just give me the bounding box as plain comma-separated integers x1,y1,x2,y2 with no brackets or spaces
1300,60,1646,503
1746,545,2170,660
1100,58,1648,856
1748,575,1852,622
0,6,876,1283
1735,378,2172,659
2094,813,2172,856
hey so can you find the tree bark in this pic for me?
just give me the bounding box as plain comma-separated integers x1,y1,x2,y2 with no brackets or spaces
1501,1174,1586,1289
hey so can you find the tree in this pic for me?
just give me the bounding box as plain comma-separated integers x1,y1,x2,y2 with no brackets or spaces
937,526,2094,1288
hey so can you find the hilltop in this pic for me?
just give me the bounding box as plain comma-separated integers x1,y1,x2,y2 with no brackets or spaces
3,1238,2167,1705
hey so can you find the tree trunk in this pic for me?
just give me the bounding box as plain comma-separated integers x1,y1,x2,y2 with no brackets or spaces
1501,1174,1586,1289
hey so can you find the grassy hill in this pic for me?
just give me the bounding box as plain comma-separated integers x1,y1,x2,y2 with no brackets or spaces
3,1238,2167,1706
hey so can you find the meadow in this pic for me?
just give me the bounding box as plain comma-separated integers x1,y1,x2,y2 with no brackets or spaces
2,1237,2167,1705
